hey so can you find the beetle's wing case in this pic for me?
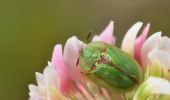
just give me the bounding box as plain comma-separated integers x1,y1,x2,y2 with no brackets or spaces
79,41,142,92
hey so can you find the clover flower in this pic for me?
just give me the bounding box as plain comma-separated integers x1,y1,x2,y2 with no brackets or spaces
28,21,170,100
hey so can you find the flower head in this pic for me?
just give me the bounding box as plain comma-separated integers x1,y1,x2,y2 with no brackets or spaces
29,21,170,100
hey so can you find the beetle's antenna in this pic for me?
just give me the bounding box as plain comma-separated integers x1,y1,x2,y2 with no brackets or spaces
85,31,92,43
76,31,93,67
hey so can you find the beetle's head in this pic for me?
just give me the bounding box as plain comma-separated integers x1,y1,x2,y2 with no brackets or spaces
78,43,101,73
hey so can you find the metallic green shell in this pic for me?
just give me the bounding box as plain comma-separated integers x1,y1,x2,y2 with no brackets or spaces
79,41,142,92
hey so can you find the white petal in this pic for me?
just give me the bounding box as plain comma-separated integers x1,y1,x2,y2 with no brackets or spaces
159,36,170,52
29,84,39,95
149,50,170,67
35,72,46,88
29,63,62,100
44,62,58,88
28,84,45,100
63,36,84,82
146,77,170,94
121,22,143,56
133,77,170,100
141,32,162,66
149,50,170,80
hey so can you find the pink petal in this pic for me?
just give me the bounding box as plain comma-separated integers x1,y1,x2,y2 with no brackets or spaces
76,83,94,100
92,21,115,44
63,36,84,83
121,22,143,56
101,88,111,100
51,44,72,95
135,23,150,67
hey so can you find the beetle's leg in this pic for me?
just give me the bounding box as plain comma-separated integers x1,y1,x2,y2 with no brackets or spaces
76,58,79,67
77,48,83,67
87,62,97,73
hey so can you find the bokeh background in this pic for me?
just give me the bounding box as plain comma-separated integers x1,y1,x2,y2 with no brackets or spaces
0,0,170,99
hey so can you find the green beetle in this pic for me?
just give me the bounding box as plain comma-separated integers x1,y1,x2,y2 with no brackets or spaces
78,41,142,93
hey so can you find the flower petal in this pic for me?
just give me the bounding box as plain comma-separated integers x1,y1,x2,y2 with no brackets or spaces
133,77,170,100
44,62,62,100
121,22,143,56
51,44,73,94
141,32,162,66
159,36,170,52
30,63,68,100
63,36,84,83
134,23,150,67
28,84,45,100
76,83,94,100
29,84,39,97
149,50,170,67
43,62,58,87
35,72,46,88
92,21,115,44
149,50,170,80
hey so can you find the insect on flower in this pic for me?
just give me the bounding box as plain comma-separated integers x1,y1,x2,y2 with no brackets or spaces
29,21,170,100
77,32,142,93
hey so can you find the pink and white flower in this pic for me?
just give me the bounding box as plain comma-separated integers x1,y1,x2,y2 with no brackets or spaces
28,62,67,100
142,32,170,80
29,21,170,100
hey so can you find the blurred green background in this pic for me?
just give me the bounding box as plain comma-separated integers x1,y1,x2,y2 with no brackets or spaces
0,0,170,99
